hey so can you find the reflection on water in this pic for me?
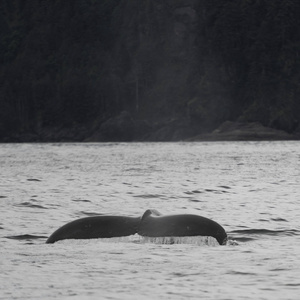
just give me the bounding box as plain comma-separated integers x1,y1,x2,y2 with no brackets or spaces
1,142,300,299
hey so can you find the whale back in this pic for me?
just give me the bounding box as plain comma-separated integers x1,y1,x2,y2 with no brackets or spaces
139,209,227,245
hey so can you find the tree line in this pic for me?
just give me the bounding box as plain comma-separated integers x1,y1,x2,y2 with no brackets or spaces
1,0,300,140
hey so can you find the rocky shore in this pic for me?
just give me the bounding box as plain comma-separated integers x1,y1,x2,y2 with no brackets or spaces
187,121,298,141
2,111,299,143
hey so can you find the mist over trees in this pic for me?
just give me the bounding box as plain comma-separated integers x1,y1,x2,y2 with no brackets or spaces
1,0,300,141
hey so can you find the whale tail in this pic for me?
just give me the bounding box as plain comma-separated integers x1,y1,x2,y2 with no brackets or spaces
141,209,162,220
46,210,227,245
139,209,227,245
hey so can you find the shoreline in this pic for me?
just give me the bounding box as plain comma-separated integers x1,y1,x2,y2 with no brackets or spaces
1,120,299,143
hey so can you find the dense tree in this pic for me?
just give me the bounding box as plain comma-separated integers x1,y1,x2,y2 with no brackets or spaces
0,0,121,135
198,0,300,131
0,0,300,140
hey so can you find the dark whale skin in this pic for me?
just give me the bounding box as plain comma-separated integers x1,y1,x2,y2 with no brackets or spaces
46,215,141,244
139,209,227,245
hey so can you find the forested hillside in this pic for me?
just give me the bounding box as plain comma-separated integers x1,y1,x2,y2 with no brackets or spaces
1,0,300,141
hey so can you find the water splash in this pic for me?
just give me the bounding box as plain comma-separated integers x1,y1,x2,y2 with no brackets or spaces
139,235,219,246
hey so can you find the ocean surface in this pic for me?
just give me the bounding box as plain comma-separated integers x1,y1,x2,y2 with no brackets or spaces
1,142,300,300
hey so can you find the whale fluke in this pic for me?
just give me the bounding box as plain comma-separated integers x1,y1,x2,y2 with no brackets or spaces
46,215,140,244
139,209,227,245
46,210,227,245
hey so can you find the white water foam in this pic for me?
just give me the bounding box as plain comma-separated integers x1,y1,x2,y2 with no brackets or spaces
65,234,220,246
139,235,219,246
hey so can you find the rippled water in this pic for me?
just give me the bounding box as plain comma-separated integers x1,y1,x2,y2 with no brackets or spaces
1,142,300,299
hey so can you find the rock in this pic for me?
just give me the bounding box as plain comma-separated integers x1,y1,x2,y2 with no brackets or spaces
188,121,296,141
134,120,152,140
87,111,134,141
147,118,195,141
87,111,152,142
37,125,90,142
294,123,300,138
